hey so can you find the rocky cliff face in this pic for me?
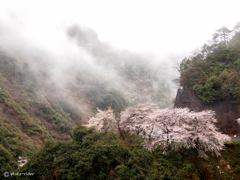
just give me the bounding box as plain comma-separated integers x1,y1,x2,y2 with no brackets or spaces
174,88,240,134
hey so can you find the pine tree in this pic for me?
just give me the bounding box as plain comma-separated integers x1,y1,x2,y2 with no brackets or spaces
212,26,233,46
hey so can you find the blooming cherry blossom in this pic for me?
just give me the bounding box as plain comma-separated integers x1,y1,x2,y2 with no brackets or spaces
84,108,118,133
119,103,231,158
236,118,240,125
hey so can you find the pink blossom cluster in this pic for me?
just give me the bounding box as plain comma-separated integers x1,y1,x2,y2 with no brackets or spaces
84,108,118,133
236,118,240,125
119,103,231,159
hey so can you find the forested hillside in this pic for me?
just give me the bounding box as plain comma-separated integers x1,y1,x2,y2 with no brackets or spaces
2,19,240,180
0,25,174,175
178,23,240,105
16,122,240,180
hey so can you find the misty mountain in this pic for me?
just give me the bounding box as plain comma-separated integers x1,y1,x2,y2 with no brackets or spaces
66,25,174,107
0,24,176,173
67,25,101,45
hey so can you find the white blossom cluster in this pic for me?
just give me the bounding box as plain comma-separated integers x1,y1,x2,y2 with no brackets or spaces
84,108,118,133
236,118,240,125
119,103,232,159
18,156,27,169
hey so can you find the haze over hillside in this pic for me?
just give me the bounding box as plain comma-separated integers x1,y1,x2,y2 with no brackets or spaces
0,17,177,149
0,22,176,108
1,1,240,179
0,12,178,174
1,0,239,107
0,0,239,148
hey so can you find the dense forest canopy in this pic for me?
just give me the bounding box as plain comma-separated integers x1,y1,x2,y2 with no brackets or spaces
16,124,240,180
178,22,240,104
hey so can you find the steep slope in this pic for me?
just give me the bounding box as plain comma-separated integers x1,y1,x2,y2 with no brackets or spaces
174,88,240,133
0,25,175,172
0,50,80,172
175,24,240,133
66,25,174,108
178,29,240,105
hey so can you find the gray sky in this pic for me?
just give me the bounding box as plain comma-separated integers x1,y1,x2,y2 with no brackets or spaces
1,0,239,56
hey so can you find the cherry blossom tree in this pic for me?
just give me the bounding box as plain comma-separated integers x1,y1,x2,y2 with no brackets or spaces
84,108,118,133
119,103,231,159
236,118,240,134
236,118,240,125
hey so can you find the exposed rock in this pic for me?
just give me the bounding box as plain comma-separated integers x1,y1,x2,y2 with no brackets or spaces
174,88,240,133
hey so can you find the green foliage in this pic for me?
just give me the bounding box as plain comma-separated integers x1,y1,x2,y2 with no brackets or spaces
17,124,240,179
95,90,128,111
48,114,63,124
0,50,74,151
48,112,70,133
73,125,95,144
17,125,176,179
0,90,8,102
39,104,72,133
179,30,240,104
236,166,240,172
193,75,220,104
19,111,48,135
0,118,39,177
0,145,13,177
40,106,55,114
0,117,37,155
0,90,22,115
0,53,37,94
0,86,50,137
179,57,191,74
22,101,29,109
